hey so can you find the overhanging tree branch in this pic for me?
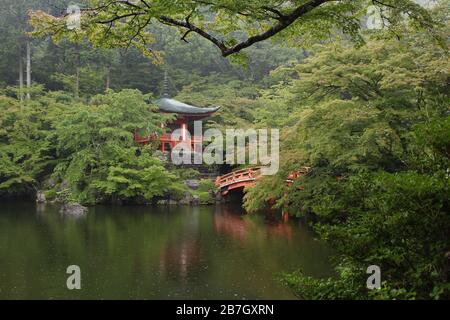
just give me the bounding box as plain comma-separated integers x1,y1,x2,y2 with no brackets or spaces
159,0,335,57
41,0,338,58
158,15,229,53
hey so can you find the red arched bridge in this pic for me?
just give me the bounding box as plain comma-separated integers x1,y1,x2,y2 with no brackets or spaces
215,167,262,196
215,167,311,196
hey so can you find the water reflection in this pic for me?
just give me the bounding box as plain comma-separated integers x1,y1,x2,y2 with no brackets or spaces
214,206,251,242
159,210,202,283
214,206,294,242
0,201,333,299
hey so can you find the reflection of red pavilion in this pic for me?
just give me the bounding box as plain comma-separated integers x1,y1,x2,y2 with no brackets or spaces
134,73,220,152
159,212,203,281
159,239,201,281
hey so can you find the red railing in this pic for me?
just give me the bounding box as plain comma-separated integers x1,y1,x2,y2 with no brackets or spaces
215,166,311,196
286,167,311,186
158,133,203,144
215,167,262,193
134,130,203,150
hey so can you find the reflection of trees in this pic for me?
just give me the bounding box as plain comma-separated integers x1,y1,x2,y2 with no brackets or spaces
1,203,190,298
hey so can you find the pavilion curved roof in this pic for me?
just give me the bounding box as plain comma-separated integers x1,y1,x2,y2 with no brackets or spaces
155,98,220,115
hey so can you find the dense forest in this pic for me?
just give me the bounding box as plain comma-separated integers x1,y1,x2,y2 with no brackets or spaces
0,0,449,299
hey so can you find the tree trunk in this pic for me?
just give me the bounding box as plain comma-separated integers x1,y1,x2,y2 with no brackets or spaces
105,66,110,91
26,40,31,100
19,53,24,103
75,67,80,99
75,44,80,98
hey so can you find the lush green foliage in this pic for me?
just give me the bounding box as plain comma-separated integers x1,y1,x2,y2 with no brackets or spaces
0,89,189,204
29,0,440,60
192,179,218,205
243,24,450,299
0,0,449,301
50,90,181,204
282,129,450,299
0,92,51,194
1,0,308,101
244,31,449,212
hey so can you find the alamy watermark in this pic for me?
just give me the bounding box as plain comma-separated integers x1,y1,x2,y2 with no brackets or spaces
366,265,381,290
168,121,279,176
66,5,81,30
366,5,384,30
66,265,81,290
366,0,437,30
63,264,380,291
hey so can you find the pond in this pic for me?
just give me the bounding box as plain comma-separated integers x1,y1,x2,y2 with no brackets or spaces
0,201,332,299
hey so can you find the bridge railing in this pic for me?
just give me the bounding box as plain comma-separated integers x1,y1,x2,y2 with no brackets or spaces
215,167,262,189
216,166,312,190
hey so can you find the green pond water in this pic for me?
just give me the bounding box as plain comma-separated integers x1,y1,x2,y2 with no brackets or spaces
0,201,332,299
